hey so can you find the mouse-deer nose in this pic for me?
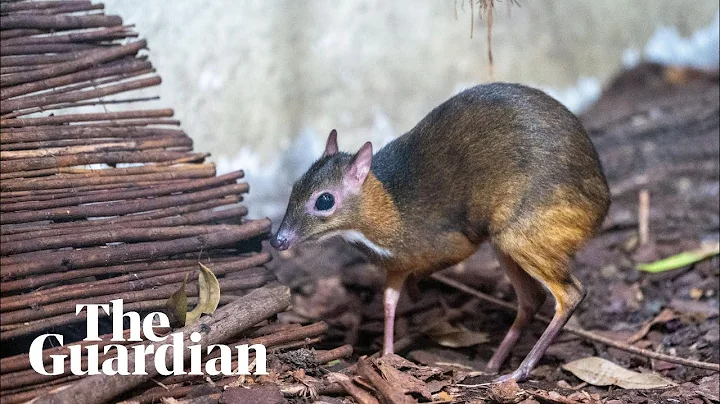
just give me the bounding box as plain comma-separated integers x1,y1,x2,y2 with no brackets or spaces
270,229,296,251
270,234,287,250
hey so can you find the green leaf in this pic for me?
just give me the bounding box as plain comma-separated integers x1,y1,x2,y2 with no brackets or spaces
185,262,221,325
637,243,720,273
166,273,189,326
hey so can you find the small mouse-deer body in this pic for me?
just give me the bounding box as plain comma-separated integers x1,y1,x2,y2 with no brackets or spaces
271,83,610,382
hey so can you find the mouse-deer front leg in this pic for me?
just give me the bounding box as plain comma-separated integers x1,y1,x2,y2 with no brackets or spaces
382,271,408,356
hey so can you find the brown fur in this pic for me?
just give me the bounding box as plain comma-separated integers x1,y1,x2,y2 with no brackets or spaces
357,173,403,251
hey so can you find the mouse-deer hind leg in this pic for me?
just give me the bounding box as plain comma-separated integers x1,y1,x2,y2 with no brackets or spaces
485,249,547,374
494,272,585,382
492,202,592,382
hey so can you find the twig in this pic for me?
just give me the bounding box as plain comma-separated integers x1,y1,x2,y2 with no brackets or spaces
431,273,720,371
0,149,205,173
1,108,172,127
0,126,183,143
0,250,248,294
485,0,494,81
1,25,134,46
639,188,650,245
0,182,247,225
1,201,245,246
0,13,122,30
315,344,354,364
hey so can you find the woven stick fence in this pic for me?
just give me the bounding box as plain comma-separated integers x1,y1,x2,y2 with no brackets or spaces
0,2,351,403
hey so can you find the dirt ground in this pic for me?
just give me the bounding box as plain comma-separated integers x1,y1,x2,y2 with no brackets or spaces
267,63,720,404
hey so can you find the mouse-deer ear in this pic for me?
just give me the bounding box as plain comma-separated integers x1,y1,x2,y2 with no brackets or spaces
345,141,373,189
322,129,339,157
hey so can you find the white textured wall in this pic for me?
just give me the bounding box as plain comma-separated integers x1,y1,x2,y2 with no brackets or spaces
102,1,718,220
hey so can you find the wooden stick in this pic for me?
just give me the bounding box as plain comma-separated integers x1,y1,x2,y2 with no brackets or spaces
0,39,146,87
0,219,270,281
0,293,242,340
0,218,269,278
1,198,244,243
5,259,270,310
0,162,212,195
1,191,239,236
0,181,246,224
30,285,291,404
0,150,204,173
2,25,136,46
1,68,155,110
31,161,209,176
1,65,45,73
431,273,720,372
1,273,276,326
1,134,184,152
0,126,182,143
0,75,162,113
1,42,100,56
0,1,96,13
0,136,189,160
0,376,84,404
4,2,104,16
0,13,122,30
0,251,249,293
315,344,354,364
1,95,166,119
76,118,182,126
1,180,159,200
0,223,246,256
0,329,171,388
0,327,170,375
0,28,44,40
1,109,174,128
639,188,650,245
1,258,272,312
1,48,105,67
1,59,152,99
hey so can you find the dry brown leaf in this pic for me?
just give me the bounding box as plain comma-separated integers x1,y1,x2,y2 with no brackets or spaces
375,358,433,400
626,308,677,343
379,353,445,381
562,357,676,390
529,389,582,404
186,263,221,325
424,320,489,348
165,273,188,326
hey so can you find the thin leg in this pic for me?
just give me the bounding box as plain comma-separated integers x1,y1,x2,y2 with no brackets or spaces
382,271,408,356
486,250,546,374
495,276,585,382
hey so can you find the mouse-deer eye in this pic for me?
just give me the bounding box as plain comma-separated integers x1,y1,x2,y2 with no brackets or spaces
314,192,335,211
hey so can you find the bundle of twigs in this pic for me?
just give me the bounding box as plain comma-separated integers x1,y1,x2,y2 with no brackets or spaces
0,2,351,403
